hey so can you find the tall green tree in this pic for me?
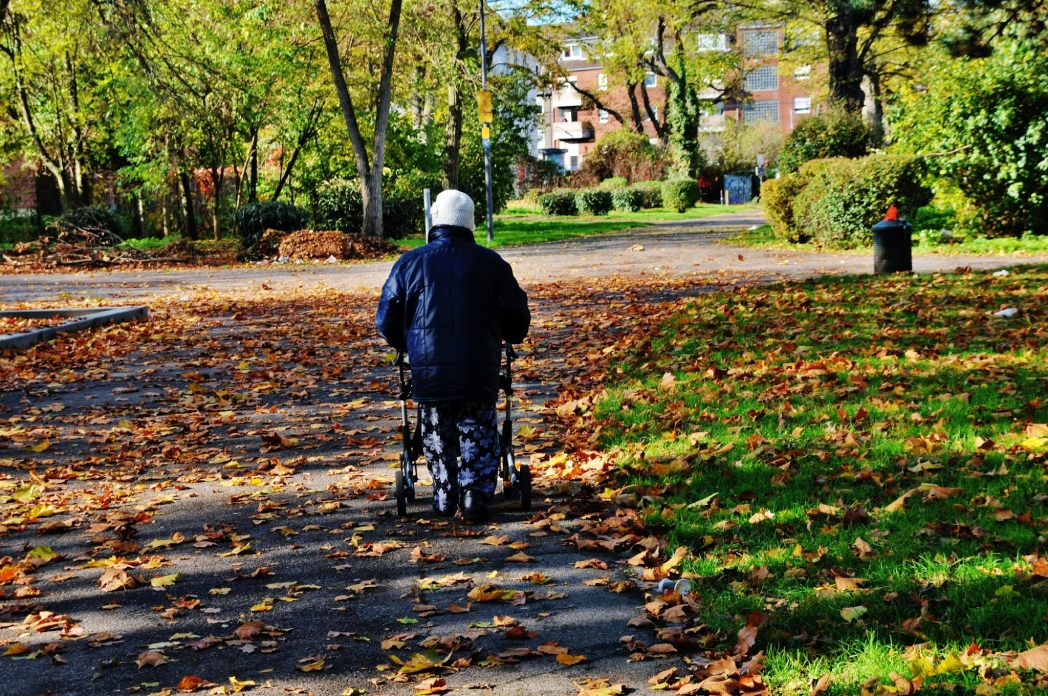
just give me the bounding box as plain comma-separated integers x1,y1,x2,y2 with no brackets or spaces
314,0,403,240
1,0,114,210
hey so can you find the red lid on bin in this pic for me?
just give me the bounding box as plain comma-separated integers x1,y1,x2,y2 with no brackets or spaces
884,205,899,221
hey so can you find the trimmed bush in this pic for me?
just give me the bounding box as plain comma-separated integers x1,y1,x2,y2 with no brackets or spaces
314,179,423,240
661,179,700,213
539,191,579,216
778,110,870,174
235,201,309,251
315,179,363,232
611,187,646,212
598,177,629,191
381,196,424,240
632,181,664,209
762,176,811,243
575,189,613,216
794,155,932,248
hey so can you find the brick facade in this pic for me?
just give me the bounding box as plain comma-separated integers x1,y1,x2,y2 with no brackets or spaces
1,157,38,212
539,26,820,172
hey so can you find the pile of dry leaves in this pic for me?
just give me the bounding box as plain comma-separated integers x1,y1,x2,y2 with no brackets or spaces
274,229,402,261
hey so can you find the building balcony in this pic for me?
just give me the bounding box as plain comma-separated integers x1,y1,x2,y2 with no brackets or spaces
553,121,595,142
698,113,727,132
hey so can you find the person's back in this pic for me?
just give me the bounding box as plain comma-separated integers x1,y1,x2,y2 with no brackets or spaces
376,190,529,520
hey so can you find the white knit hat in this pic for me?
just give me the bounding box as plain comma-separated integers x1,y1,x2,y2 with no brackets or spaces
430,189,476,232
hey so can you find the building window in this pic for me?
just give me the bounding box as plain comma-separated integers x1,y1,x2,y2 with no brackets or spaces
742,31,779,57
598,109,609,124
794,65,811,81
597,73,608,91
696,33,729,52
793,96,812,114
569,155,578,170
743,99,780,124
643,72,657,88
561,43,577,59
744,65,778,92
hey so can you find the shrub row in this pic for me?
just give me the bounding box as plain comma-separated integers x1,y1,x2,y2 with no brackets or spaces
539,179,698,216
764,155,932,247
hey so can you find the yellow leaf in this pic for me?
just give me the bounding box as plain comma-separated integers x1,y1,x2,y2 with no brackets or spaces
660,546,687,574
297,659,325,672
556,653,587,665
840,606,867,623
209,587,231,595
1019,437,1046,452
251,599,274,612
30,440,50,452
150,574,179,588
504,552,535,563
229,676,257,692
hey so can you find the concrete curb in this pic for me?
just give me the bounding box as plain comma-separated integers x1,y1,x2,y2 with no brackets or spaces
0,306,149,350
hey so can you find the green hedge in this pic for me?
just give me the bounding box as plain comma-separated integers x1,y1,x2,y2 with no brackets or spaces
632,181,664,209
575,189,613,216
762,176,811,243
539,191,578,216
314,179,423,239
598,177,629,191
778,111,870,174
661,179,700,213
234,201,309,251
793,155,932,248
611,187,646,212
0,214,46,246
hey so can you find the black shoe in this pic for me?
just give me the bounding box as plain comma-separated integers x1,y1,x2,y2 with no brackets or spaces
461,490,490,523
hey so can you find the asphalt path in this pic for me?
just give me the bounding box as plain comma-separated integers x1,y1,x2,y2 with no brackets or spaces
4,211,1042,307
2,212,1046,696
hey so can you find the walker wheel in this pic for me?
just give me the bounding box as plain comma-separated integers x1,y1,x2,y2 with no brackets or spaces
517,464,532,511
402,452,416,503
395,470,407,518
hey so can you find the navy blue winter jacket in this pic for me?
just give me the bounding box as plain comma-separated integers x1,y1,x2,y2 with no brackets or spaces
375,225,530,403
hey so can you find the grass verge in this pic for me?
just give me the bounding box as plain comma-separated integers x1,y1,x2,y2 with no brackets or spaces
728,223,1048,258
398,203,756,249
587,265,1048,694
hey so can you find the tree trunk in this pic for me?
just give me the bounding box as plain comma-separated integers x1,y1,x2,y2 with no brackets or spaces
626,82,646,133
210,168,223,240
862,70,885,146
180,171,198,240
443,84,463,189
826,16,866,112
249,130,259,204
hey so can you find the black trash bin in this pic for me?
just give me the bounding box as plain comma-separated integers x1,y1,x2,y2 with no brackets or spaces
872,217,913,273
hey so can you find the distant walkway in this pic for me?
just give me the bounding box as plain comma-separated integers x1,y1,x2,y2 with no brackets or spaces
2,210,1045,305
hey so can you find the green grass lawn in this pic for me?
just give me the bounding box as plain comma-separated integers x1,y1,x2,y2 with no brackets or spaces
398,203,755,249
729,223,1048,257
584,265,1048,694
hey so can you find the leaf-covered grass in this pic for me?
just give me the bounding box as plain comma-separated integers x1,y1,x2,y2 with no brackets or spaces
398,203,756,249
592,265,1048,694
728,223,1048,257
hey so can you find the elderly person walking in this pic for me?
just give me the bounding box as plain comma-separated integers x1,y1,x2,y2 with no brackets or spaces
376,190,530,521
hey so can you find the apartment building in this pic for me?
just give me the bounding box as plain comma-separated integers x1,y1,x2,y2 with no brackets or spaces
537,24,817,172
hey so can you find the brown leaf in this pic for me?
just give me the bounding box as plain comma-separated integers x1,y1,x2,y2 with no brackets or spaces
136,650,168,668
1013,644,1048,672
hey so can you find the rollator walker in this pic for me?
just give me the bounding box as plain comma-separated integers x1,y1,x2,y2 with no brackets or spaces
393,343,532,518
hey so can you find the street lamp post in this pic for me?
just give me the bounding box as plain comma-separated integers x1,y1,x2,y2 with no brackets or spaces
479,0,494,242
